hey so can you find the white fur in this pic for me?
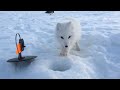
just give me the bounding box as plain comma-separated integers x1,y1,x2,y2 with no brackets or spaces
56,17,82,56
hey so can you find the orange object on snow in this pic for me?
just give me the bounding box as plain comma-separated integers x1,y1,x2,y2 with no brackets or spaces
16,43,22,54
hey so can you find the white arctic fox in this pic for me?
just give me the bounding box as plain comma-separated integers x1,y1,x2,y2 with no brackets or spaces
56,17,82,56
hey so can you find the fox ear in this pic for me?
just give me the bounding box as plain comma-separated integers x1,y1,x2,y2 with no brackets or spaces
56,23,61,30
68,21,73,29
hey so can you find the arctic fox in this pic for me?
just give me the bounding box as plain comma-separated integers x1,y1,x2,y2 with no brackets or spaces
56,18,82,56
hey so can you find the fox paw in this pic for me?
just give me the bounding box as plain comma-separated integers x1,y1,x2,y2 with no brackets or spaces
60,52,68,56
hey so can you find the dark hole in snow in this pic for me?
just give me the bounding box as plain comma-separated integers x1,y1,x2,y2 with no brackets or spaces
50,60,72,72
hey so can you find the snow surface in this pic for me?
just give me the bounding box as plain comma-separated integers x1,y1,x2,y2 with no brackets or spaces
0,11,120,79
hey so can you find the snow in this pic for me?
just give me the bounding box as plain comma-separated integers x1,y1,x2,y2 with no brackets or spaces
0,11,120,79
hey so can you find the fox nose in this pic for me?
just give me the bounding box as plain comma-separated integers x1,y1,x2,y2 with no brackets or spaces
65,45,68,48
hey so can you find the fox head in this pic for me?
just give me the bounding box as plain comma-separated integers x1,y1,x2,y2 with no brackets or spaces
56,21,75,49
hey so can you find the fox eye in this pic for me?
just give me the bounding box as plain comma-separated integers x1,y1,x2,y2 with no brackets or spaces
61,36,64,39
68,36,71,39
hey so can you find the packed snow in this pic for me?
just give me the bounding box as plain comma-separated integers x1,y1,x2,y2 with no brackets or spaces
0,11,120,79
